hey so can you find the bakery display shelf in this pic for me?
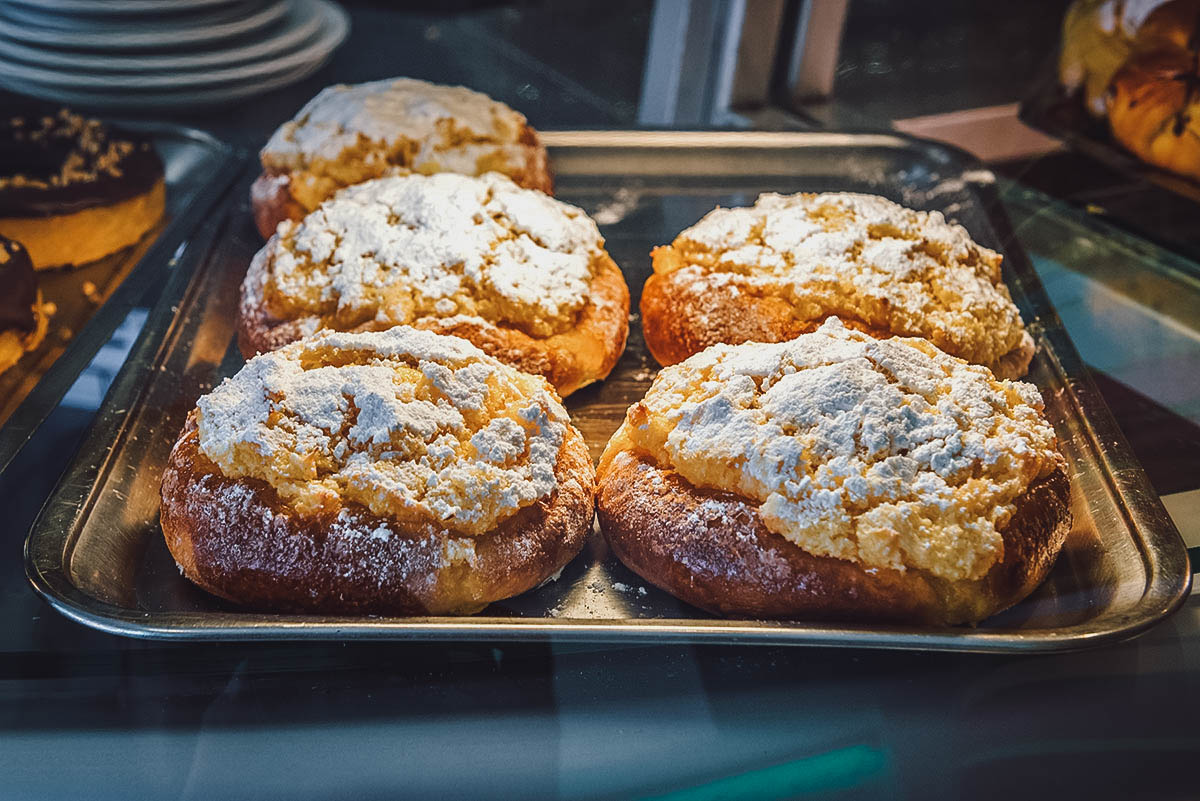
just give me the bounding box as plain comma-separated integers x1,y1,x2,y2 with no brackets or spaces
25,131,1191,652
0,122,245,474
1019,62,1200,206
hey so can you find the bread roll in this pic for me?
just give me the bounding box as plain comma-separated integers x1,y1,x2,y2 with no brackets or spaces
597,319,1071,625
1107,3,1200,182
239,172,629,397
161,326,595,615
252,78,552,238
1059,0,1172,115
641,192,1034,379
0,234,51,374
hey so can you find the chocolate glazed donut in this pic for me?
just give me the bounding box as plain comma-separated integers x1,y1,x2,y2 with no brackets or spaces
0,106,165,269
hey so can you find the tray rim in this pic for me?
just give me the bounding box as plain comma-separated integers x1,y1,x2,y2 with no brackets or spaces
0,121,248,474
25,129,1193,653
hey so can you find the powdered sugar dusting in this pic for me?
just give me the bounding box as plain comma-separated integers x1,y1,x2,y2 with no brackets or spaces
628,318,1061,581
262,172,603,338
657,191,1030,369
196,326,569,535
262,78,531,173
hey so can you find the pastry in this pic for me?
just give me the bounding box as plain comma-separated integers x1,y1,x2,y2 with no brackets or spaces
1057,0,1200,181
252,77,553,238
596,318,1071,625
239,171,629,397
1058,0,1173,116
1109,47,1200,180
641,192,1035,379
0,234,52,375
160,326,595,615
1106,1,1200,182
0,107,165,269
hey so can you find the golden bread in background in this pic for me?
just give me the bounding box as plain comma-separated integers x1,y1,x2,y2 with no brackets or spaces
1059,0,1200,181
252,77,553,238
1059,0,1160,115
1108,17,1200,180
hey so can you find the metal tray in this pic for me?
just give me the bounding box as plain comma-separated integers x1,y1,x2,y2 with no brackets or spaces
25,131,1192,652
0,122,244,474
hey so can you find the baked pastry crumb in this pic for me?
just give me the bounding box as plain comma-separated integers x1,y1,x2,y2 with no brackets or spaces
642,191,1035,378
253,77,553,238
598,318,1071,624
239,171,629,396
161,326,595,615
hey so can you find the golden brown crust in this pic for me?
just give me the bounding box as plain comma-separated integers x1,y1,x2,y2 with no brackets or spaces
1108,48,1200,183
512,124,555,195
251,122,554,240
250,172,307,240
0,178,165,270
161,413,595,615
640,267,1034,380
595,436,1071,625
238,247,629,397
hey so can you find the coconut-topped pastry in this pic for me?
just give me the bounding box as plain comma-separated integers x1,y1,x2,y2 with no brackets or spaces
160,326,595,615
597,318,1071,625
642,191,1036,379
239,171,629,397
0,108,164,270
0,234,52,375
251,77,553,238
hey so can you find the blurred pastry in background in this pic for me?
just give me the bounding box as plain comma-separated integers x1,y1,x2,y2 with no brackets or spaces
1107,2,1200,180
240,172,628,397
251,77,553,238
1058,0,1200,181
0,108,165,270
1058,0,1174,116
0,234,52,375
1109,47,1200,180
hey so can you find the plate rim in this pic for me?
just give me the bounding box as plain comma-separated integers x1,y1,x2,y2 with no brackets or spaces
0,0,345,90
0,0,289,49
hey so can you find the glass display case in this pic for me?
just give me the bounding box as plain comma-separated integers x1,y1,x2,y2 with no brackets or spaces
2,2,1199,797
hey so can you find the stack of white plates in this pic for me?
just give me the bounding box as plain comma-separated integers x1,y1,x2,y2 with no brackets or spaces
0,0,349,109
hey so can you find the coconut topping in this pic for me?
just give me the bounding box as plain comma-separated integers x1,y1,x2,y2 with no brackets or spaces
0,109,137,190
652,191,1031,370
260,172,604,338
623,318,1061,581
260,78,539,212
196,326,570,536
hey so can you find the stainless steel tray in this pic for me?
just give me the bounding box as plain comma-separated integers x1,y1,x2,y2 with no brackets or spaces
25,131,1192,652
0,122,245,473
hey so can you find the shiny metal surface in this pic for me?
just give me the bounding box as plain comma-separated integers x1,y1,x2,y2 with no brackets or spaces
0,123,244,473
24,131,1192,651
